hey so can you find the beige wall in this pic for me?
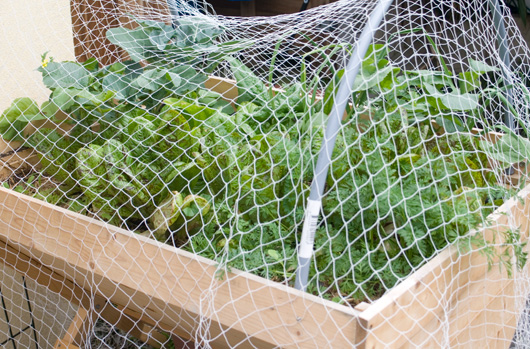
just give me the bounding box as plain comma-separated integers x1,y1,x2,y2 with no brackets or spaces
0,1,75,110
0,2,77,346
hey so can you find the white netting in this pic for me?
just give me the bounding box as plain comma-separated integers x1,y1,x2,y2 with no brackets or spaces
1,0,530,347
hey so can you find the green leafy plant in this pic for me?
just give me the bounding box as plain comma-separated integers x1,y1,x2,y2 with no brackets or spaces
1,20,527,304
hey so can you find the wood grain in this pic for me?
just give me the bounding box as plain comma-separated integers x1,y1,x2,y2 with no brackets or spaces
0,187,361,348
356,183,530,348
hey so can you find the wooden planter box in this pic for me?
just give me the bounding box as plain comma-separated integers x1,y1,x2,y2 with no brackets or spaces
0,77,528,348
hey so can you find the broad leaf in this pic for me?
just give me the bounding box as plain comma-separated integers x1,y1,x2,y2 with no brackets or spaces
102,72,131,99
76,89,116,107
458,71,481,93
40,62,90,90
0,98,41,140
353,66,400,92
197,90,235,114
226,57,270,105
82,57,99,72
174,16,224,45
167,65,207,93
148,28,175,50
469,59,499,74
435,114,466,133
481,132,530,164
423,83,479,111
50,88,81,111
0,98,40,125
131,69,168,91
106,27,153,62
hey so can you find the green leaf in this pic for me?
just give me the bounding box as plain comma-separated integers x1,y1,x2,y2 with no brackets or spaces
162,98,216,127
362,44,388,67
480,132,530,164
267,249,282,262
102,72,131,99
15,111,47,123
226,57,270,105
435,114,466,133
82,57,99,72
50,88,81,111
423,83,479,111
106,60,142,77
39,62,90,90
166,72,182,89
67,198,88,213
167,161,201,192
150,191,210,241
440,93,479,111
469,59,499,74
167,65,207,93
106,27,153,62
352,66,400,93
458,71,481,93
235,102,260,124
76,89,116,107
0,98,40,126
214,39,254,54
30,129,79,187
406,70,453,90
174,17,224,45
323,69,344,115
148,28,174,50
196,90,235,114
134,17,175,32
108,61,127,74
131,69,168,91
0,98,41,140
40,100,59,117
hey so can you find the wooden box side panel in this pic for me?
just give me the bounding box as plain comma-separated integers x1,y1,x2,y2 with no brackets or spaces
358,183,530,348
0,187,362,348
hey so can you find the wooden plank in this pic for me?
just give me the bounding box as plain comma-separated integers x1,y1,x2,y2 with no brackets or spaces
0,227,205,345
0,228,215,346
171,334,195,349
0,187,362,348
0,238,176,348
99,300,168,348
0,237,92,309
205,76,240,101
118,305,192,340
54,340,80,349
404,249,522,347
70,0,122,65
54,305,98,348
448,281,518,348
357,182,530,348
135,322,168,347
70,0,89,62
62,307,91,347
402,211,530,347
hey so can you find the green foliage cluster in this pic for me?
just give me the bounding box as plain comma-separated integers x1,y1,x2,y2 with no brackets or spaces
0,18,527,303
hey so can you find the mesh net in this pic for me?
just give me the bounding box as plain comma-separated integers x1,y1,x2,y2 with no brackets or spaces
2,0,530,347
